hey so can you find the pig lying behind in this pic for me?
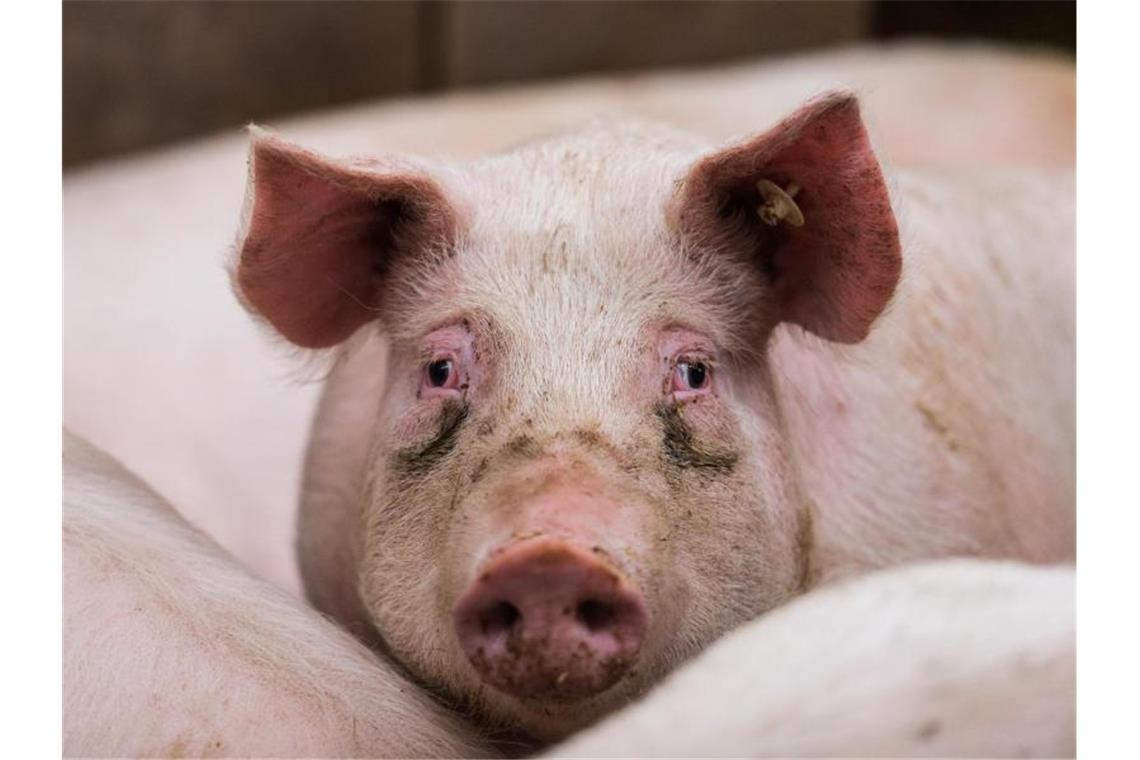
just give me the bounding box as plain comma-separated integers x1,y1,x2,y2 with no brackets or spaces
62,430,493,758
233,92,1073,740
65,432,1071,757
550,559,1075,758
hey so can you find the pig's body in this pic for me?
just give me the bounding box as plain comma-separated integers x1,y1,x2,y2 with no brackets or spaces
775,169,1074,580
63,431,494,758
549,559,1075,758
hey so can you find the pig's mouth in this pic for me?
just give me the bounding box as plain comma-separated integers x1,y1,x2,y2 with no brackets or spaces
453,535,650,703
467,627,640,703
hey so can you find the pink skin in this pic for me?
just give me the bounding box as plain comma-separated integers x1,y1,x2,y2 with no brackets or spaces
454,535,649,701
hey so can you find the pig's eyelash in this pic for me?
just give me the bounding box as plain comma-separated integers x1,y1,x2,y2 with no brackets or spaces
673,352,718,368
417,345,460,364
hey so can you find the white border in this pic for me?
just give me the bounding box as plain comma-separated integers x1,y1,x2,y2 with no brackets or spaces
1077,0,1140,756
10,0,1135,754
2,0,62,755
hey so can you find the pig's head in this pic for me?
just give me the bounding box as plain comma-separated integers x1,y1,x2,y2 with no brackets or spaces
234,92,900,739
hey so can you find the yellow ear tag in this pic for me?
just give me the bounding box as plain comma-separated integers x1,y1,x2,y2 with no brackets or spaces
756,179,805,227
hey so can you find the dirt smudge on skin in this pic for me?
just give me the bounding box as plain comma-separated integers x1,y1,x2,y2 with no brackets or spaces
916,401,960,452
505,434,544,460
916,719,942,741
468,632,635,703
571,426,630,466
655,403,739,474
795,505,816,590
471,457,490,484
393,400,469,478
573,427,605,448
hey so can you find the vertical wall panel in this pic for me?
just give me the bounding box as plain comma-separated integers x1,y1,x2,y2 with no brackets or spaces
441,1,870,87
63,1,420,165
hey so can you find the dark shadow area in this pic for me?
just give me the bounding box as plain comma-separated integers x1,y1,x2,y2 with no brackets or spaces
63,0,1075,168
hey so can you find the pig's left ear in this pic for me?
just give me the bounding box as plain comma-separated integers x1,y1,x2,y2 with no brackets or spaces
673,92,901,343
234,129,460,348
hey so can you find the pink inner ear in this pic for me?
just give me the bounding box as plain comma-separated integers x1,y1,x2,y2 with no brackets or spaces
236,135,456,348
676,93,901,344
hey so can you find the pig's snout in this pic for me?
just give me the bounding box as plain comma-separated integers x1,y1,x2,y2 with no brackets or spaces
454,536,648,701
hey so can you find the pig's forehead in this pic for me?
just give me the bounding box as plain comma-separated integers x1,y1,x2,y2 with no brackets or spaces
407,127,759,356
460,123,702,238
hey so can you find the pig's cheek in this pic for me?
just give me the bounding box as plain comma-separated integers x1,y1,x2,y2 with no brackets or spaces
434,495,486,611
357,473,470,695
676,393,728,428
392,397,451,442
653,401,793,623
657,399,742,478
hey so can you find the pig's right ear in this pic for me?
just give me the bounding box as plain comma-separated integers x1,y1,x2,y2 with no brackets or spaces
234,129,460,348
672,92,901,344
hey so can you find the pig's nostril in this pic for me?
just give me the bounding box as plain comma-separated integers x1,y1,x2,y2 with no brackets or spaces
479,600,521,636
576,598,616,632
454,538,649,701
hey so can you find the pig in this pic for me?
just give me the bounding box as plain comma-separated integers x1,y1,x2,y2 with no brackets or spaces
549,559,1075,758
232,91,1074,741
64,433,1073,757
63,430,494,758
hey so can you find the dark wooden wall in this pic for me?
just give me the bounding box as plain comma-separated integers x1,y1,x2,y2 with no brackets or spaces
63,0,1074,168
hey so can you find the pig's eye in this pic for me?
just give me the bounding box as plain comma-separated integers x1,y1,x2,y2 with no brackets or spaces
425,358,458,390
673,360,711,393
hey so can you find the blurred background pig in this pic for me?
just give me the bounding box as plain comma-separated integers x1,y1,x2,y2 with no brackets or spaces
63,1,1075,755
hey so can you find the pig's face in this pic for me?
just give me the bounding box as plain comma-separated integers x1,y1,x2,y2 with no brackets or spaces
355,132,810,736
235,94,900,739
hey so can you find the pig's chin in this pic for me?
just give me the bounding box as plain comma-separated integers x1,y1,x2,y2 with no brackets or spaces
453,629,694,742
466,669,654,742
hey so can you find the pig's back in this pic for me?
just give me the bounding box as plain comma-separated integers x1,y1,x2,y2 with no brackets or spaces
772,169,1075,582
